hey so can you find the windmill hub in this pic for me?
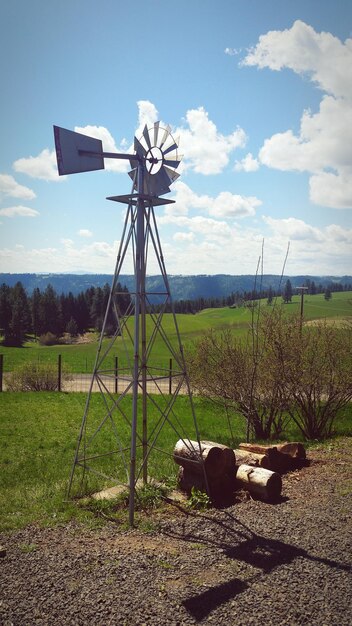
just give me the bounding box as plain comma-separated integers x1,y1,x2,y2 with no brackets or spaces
145,146,163,174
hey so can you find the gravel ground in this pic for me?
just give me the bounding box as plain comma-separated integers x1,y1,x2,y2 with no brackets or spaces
1,440,351,626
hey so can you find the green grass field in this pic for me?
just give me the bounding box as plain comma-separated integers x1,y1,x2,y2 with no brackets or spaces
1,291,351,373
0,392,351,532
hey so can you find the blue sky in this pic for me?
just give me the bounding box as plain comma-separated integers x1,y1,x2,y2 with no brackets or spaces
0,0,351,276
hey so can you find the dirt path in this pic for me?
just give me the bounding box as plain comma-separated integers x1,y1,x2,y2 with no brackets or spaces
1,439,351,625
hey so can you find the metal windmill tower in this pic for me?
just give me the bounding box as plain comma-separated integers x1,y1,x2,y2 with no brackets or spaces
53,121,204,525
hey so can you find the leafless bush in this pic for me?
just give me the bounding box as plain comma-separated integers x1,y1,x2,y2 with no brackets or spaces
267,313,352,439
6,361,71,391
38,332,60,346
187,324,288,441
187,308,352,441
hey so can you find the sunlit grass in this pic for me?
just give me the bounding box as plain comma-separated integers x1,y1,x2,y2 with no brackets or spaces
1,292,351,372
1,392,351,531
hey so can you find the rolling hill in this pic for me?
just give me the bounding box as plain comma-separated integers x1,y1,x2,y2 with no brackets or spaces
1,273,351,301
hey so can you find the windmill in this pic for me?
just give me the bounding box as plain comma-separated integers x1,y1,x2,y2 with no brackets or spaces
53,121,205,525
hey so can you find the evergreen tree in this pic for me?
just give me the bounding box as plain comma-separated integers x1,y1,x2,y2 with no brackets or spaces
8,282,31,345
267,286,274,305
0,283,12,338
40,284,62,335
282,279,293,304
76,292,91,332
90,287,104,331
324,287,332,301
31,287,42,338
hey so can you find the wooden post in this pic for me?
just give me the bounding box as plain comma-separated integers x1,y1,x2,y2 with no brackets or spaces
168,357,172,394
0,354,3,392
58,354,62,392
114,356,118,394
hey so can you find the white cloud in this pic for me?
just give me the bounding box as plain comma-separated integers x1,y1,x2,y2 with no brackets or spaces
263,216,322,241
0,174,36,200
61,238,74,247
242,20,352,100
175,107,246,175
0,205,39,217
13,149,62,181
170,181,261,219
1,217,351,275
78,228,93,238
224,47,239,56
136,100,159,131
234,153,260,172
209,192,261,219
259,97,352,173
241,21,352,209
173,231,195,242
309,169,352,209
159,213,232,240
261,215,352,274
325,224,352,242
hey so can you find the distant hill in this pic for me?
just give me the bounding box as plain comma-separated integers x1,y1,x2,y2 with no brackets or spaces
1,273,351,302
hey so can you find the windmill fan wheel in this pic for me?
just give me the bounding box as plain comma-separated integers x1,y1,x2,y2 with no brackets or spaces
128,122,182,197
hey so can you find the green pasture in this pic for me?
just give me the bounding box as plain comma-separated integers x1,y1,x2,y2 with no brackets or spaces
0,393,242,531
1,291,351,372
0,392,351,532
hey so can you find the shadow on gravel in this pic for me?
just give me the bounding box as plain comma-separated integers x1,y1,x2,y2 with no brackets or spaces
183,578,248,621
163,506,351,621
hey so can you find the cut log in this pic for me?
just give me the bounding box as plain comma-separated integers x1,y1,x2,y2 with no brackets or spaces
234,449,271,470
239,443,279,456
201,440,236,473
235,464,282,500
276,442,306,459
173,439,226,479
178,467,235,502
238,442,306,472
239,441,306,459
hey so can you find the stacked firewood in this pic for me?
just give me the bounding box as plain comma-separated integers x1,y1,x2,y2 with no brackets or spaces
174,439,307,502
174,439,236,504
234,442,306,473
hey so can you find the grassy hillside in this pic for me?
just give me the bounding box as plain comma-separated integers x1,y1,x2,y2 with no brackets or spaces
1,291,351,372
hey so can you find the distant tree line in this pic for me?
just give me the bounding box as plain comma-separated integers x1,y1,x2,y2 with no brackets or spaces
153,279,351,314
0,281,131,346
1,277,351,345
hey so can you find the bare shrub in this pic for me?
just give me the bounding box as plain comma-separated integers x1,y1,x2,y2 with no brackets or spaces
38,332,60,346
187,325,288,441
187,308,352,441
268,315,352,439
6,361,71,391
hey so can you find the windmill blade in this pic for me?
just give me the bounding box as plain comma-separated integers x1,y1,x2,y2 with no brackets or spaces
164,157,182,169
159,125,171,148
154,166,175,193
134,136,147,157
143,124,152,149
164,166,180,183
128,168,138,190
163,141,178,156
153,121,160,146
144,166,171,196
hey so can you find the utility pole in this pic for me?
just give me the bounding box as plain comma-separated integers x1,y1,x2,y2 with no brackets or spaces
297,286,308,333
